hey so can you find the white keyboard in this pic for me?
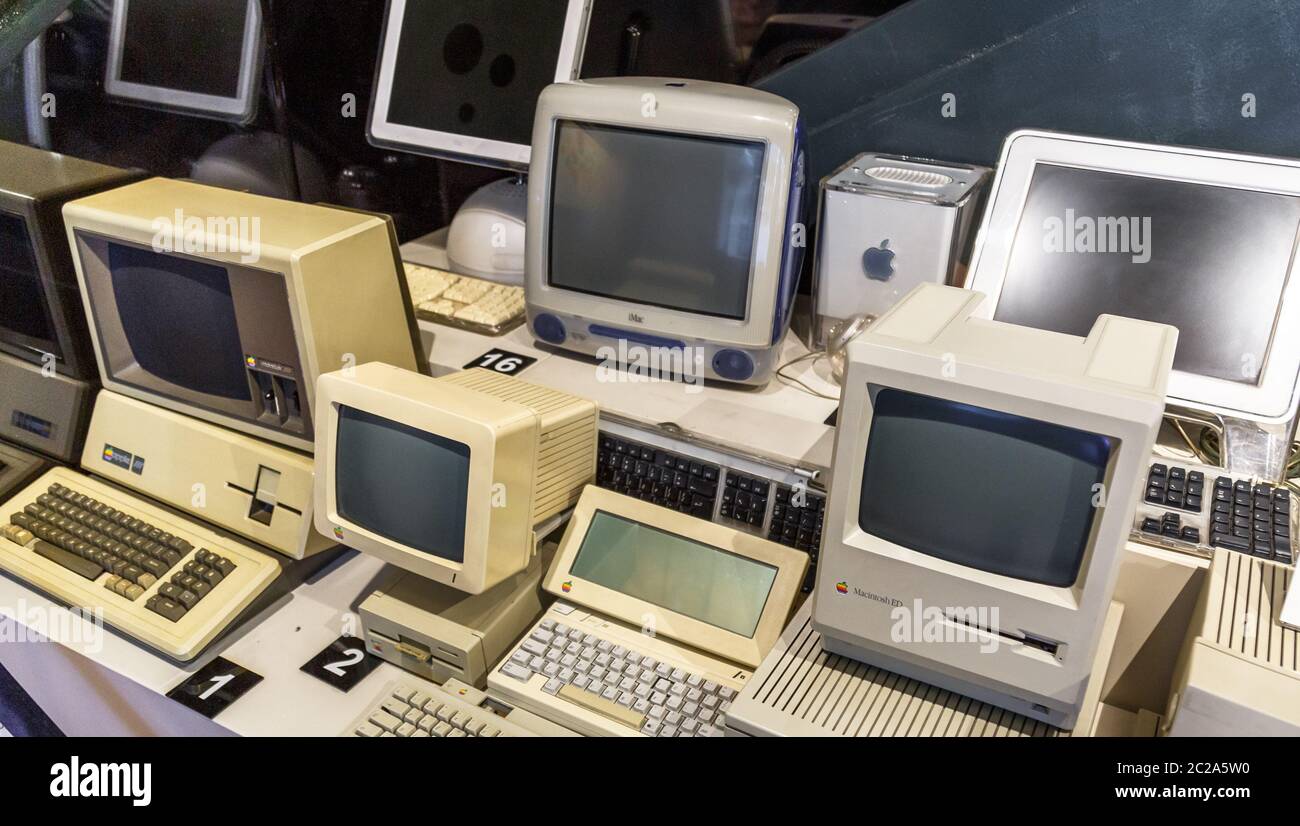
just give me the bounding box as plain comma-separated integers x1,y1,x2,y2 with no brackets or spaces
344,678,539,737
404,262,526,335
0,467,281,661
488,604,741,737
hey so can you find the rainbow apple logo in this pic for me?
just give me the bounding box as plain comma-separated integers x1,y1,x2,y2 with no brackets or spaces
246,356,257,367
561,580,573,593
333,526,344,540
836,581,848,594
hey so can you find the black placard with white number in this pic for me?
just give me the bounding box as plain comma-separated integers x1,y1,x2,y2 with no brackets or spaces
299,635,381,692
166,657,262,718
464,348,537,376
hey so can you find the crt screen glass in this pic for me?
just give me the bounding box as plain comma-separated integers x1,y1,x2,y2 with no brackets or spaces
548,120,764,320
570,510,778,638
858,388,1113,587
994,163,1300,385
335,406,471,564
120,0,250,98
385,0,572,149
108,242,251,401
0,211,60,358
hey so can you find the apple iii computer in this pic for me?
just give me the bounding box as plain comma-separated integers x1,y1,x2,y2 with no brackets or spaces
314,362,598,690
524,77,807,386
0,142,142,502
0,177,423,661
813,283,1176,729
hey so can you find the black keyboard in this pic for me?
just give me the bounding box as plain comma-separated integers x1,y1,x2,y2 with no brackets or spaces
596,432,823,592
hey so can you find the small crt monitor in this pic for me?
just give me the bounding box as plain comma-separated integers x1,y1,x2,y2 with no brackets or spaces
966,129,1300,427
105,0,263,124
315,363,598,594
524,78,807,386
815,284,1176,730
62,177,425,453
368,0,591,169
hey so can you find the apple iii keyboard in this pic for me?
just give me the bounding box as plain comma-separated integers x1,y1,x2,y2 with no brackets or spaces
403,262,526,336
0,467,281,661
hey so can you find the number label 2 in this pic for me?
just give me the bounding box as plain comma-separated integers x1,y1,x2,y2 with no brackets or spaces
300,636,381,692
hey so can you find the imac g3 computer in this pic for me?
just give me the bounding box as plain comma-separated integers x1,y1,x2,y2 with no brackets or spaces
815,284,1176,729
0,142,141,496
314,362,598,684
525,78,807,386
105,0,263,124
965,130,1300,481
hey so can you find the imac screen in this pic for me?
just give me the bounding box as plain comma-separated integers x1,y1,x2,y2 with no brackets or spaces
571,510,778,637
994,163,1300,384
858,388,1113,587
0,211,60,358
548,120,764,320
335,406,471,564
107,243,251,401
120,0,250,98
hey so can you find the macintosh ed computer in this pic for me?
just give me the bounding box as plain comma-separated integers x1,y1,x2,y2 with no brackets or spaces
815,284,1176,729
524,77,807,386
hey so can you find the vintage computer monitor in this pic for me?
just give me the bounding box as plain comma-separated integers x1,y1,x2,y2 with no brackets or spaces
965,130,1300,481
0,142,142,485
314,362,597,685
814,284,1176,729
105,0,263,124
524,78,807,386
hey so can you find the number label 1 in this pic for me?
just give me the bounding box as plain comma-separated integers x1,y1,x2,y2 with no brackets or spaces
300,636,381,692
464,348,537,377
166,657,262,719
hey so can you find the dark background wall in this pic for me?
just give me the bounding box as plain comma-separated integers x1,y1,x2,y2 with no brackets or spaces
758,0,1300,183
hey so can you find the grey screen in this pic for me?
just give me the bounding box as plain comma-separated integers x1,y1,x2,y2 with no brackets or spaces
335,406,471,564
547,120,764,319
858,388,1114,588
0,211,60,358
385,1,572,149
120,0,249,98
994,163,1300,384
570,510,778,638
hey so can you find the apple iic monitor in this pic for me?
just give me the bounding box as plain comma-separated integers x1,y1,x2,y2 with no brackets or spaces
0,142,142,462
368,0,591,169
62,177,425,454
965,129,1300,426
815,283,1176,729
105,0,263,124
315,363,598,595
524,78,807,386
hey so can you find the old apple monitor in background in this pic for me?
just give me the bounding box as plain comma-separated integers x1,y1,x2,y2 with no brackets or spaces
966,130,1300,429
815,284,1175,729
63,177,424,454
105,0,263,123
525,78,806,386
369,0,590,169
315,364,597,594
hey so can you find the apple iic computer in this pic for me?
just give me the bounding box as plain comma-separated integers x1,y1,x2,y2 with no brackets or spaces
343,677,578,738
0,178,423,661
965,130,1300,566
314,362,598,688
524,77,807,386
0,141,143,503
488,486,807,737
815,283,1175,729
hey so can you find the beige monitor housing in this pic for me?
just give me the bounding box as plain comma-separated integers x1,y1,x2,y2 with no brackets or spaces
63,177,423,454
815,283,1176,729
315,364,597,594
543,486,808,669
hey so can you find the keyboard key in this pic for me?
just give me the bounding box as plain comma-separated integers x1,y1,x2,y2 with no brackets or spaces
33,539,103,580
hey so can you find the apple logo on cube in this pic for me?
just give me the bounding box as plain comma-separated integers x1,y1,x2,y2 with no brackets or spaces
862,239,895,282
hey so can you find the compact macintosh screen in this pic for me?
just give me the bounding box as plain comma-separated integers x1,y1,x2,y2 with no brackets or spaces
334,406,471,564
0,211,59,359
858,389,1114,588
383,0,573,151
118,0,251,100
994,164,1300,385
547,121,765,319
570,511,778,638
